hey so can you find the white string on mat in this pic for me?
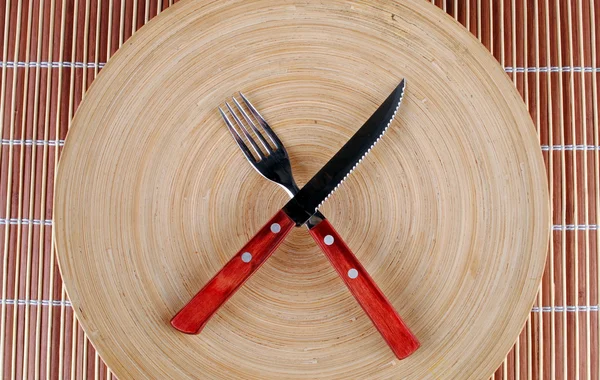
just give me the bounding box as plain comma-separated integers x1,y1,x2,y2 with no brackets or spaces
3,61,600,73
553,224,599,231
505,66,600,72
0,61,105,68
0,218,53,226
0,299,72,307
1,220,594,231
542,145,600,151
1,299,596,313
532,306,599,312
0,139,65,146
6,141,600,153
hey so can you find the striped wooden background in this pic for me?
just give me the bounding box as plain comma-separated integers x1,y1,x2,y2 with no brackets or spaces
0,0,598,378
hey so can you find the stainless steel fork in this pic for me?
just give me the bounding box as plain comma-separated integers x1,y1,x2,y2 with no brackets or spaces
219,94,324,228
218,94,419,359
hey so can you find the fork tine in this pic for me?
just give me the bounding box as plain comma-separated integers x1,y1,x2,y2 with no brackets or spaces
232,97,273,154
239,92,283,149
225,102,265,159
219,107,256,163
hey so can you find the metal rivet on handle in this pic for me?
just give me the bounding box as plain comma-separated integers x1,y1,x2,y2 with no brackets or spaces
348,268,358,279
270,223,281,233
241,252,252,263
324,235,334,245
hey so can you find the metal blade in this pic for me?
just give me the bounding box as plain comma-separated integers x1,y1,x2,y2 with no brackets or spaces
283,79,406,226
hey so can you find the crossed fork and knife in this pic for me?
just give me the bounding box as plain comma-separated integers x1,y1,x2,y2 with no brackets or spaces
171,80,420,360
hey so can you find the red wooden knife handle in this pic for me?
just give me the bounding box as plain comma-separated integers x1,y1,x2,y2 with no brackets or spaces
308,219,420,359
171,209,294,334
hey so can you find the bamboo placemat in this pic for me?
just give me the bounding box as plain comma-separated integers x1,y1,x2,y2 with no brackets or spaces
0,0,597,379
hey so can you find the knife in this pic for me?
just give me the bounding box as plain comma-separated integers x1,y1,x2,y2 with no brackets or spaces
171,80,419,359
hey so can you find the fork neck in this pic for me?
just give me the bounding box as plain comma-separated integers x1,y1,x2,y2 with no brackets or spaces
278,181,300,198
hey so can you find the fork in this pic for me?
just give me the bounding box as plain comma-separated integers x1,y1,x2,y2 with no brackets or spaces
171,94,419,359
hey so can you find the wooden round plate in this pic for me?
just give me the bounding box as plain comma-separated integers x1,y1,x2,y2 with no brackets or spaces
54,0,549,378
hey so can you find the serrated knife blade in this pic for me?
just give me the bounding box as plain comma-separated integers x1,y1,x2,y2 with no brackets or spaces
283,78,406,225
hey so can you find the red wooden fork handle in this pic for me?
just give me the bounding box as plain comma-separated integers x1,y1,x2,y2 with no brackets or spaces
171,210,294,334
309,219,420,359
